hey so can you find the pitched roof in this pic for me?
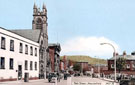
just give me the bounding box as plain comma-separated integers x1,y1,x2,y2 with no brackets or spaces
109,55,135,60
10,29,41,42
48,43,60,47
48,43,61,51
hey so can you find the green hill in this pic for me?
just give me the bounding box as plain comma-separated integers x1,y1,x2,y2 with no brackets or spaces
60,55,107,65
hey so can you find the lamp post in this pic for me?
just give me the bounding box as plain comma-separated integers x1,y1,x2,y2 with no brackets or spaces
100,43,116,82
80,60,83,76
95,56,100,78
98,56,100,78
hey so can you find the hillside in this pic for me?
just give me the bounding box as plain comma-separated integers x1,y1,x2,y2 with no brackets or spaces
60,55,107,65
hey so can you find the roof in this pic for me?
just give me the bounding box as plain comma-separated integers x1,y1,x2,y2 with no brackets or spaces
49,43,60,47
48,43,61,51
10,29,41,42
109,55,135,60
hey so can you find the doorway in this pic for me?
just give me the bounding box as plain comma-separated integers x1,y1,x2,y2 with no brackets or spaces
18,65,22,80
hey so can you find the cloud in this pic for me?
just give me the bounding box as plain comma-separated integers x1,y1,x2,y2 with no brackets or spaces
61,36,121,59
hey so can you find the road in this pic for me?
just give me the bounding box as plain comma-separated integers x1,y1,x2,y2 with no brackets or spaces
71,76,118,85
0,76,119,85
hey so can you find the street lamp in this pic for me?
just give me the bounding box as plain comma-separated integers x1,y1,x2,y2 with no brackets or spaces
100,43,116,82
95,56,100,78
80,60,83,76
98,56,100,78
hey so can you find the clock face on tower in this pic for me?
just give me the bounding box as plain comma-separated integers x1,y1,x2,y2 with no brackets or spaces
36,18,43,29
37,18,42,24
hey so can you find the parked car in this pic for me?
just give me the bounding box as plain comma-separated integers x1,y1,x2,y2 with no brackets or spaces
59,73,64,79
74,73,80,77
64,73,71,80
48,73,60,82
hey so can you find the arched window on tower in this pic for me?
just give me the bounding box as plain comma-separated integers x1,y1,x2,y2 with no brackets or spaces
41,40,43,47
36,18,43,29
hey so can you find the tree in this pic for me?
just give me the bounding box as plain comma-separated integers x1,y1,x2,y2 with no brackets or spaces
73,63,81,72
116,57,126,73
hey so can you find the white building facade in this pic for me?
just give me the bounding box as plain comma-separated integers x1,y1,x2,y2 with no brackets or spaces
0,27,39,81
0,3,50,82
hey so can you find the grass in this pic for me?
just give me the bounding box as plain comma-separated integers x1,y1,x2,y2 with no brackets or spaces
60,55,107,65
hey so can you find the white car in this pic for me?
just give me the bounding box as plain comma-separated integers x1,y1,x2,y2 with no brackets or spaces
51,76,57,83
48,73,60,83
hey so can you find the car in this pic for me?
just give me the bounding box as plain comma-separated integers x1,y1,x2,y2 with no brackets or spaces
48,73,56,82
59,73,64,79
74,73,80,77
48,73,60,83
64,73,71,80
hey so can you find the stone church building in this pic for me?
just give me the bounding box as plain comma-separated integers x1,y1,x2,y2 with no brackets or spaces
0,3,62,81
10,3,50,79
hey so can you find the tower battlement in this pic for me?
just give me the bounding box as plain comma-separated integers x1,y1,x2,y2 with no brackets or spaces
32,3,48,32
33,3,47,16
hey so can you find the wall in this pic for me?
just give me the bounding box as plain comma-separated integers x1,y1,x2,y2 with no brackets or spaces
0,28,39,81
49,47,55,72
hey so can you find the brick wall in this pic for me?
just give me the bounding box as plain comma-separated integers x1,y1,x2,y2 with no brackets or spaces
49,47,55,72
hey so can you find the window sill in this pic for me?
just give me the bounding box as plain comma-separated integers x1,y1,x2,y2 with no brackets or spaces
0,68,5,69
25,53,28,55
10,68,14,70
1,48,6,50
20,52,23,53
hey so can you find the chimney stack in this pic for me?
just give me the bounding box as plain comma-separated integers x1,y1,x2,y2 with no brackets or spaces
123,51,126,56
116,53,119,56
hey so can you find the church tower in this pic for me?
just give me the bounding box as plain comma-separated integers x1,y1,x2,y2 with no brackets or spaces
32,3,48,34
32,3,50,79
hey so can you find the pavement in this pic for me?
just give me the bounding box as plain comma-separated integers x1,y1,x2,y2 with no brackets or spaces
0,79,51,85
0,78,68,85
99,77,119,85
71,76,119,85
100,77,117,82
0,76,119,85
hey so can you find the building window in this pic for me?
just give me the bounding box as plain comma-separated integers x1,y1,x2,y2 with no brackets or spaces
127,64,130,69
35,62,37,70
19,43,23,53
0,57,5,69
9,58,13,69
111,64,114,68
35,48,37,56
25,45,28,54
25,60,28,70
132,64,135,68
10,40,14,51
30,61,33,70
1,37,6,49
30,46,33,55
36,18,42,29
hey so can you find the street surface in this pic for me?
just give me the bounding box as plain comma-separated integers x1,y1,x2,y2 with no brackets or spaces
0,76,119,85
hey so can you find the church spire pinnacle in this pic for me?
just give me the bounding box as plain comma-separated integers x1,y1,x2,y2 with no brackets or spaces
33,3,37,9
42,3,47,14
43,3,46,9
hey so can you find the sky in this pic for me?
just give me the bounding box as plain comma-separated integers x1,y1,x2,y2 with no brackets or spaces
0,0,135,59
